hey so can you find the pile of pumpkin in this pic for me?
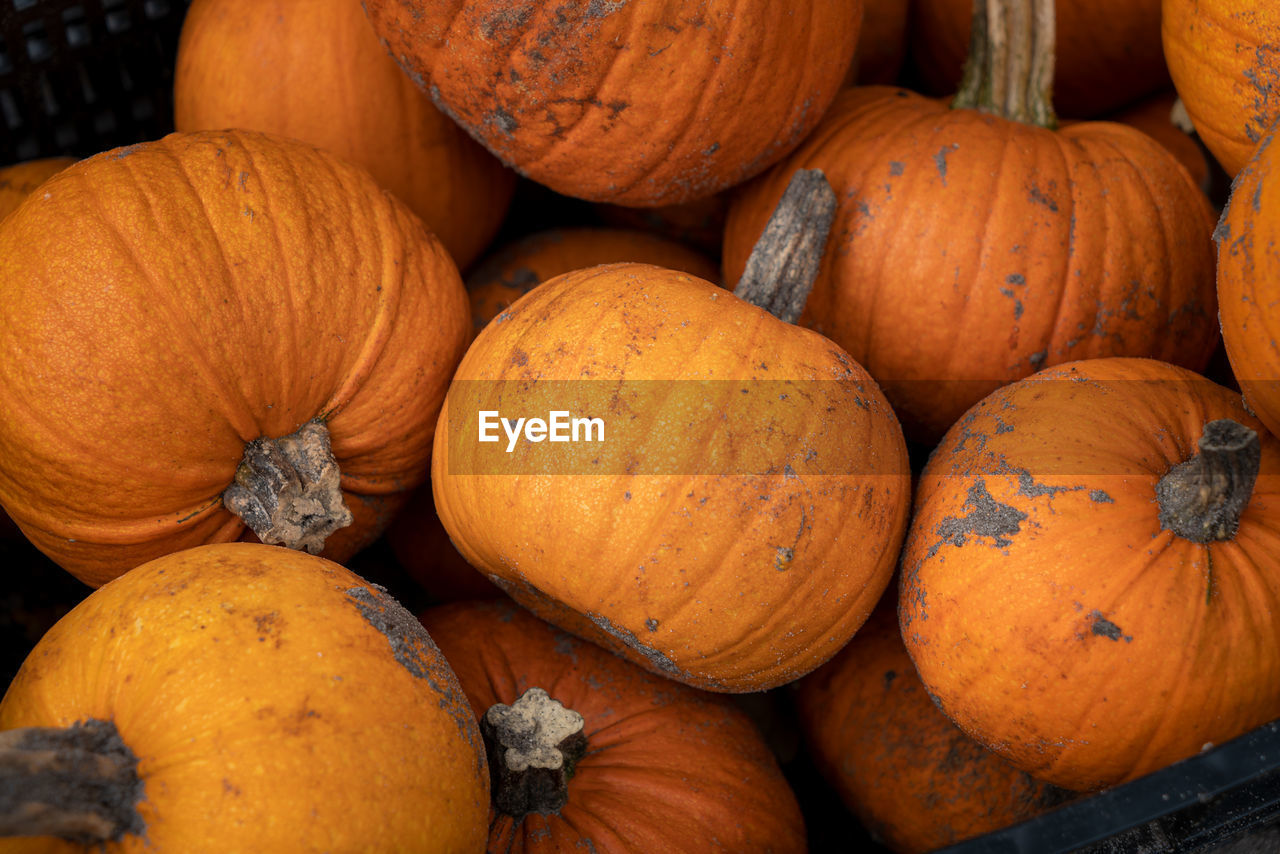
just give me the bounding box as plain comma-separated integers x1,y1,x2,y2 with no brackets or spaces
1,0,1278,850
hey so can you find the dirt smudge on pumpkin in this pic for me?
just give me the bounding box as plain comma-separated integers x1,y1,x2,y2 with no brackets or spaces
345,585,483,767
925,478,1027,559
586,611,688,679
1090,490,1114,503
1089,610,1132,642
933,143,958,185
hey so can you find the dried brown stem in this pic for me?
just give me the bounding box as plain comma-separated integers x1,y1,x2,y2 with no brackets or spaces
0,719,144,844
482,688,587,819
732,168,837,324
223,419,353,554
953,0,1057,128
1156,419,1261,543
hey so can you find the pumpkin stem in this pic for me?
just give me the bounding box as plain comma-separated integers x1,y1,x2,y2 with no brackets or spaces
732,168,837,324
482,687,588,819
952,0,1057,128
223,419,354,554
0,719,144,844
1156,419,1261,543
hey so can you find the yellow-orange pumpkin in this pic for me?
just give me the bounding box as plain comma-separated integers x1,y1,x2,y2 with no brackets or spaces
174,0,515,269
901,358,1280,791
795,596,1077,853
0,130,469,586
361,0,862,206
1163,0,1280,178
422,598,805,852
0,543,488,852
432,261,910,692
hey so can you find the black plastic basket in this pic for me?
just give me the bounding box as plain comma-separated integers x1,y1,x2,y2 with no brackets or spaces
0,0,190,163
1,2,1278,852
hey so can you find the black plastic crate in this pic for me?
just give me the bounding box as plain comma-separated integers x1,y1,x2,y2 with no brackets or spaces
0,0,190,162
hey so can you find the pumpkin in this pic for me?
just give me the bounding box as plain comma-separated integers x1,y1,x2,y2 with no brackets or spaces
421,598,805,853
466,227,720,332
0,159,75,222
361,0,862,206
900,357,1280,791
723,0,1218,443
0,157,76,543
1163,0,1280,179
0,543,488,852
593,193,729,256
385,486,500,603
1110,90,1211,195
1218,101,1280,438
847,0,909,86
432,172,911,692
173,0,515,270
911,0,1168,118
795,594,1077,853
0,130,470,586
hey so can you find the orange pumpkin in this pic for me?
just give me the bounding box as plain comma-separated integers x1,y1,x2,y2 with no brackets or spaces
1163,0,1280,179
432,238,910,691
795,595,1077,853
1218,105,1280,439
422,598,806,852
847,0,908,86
385,486,500,603
1110,90,1211,195
175,0,514,270
900,357,1280,791
173,0,515,270
466,227,720,332
593,193,729,256
0,159,75,222
0,543,488,852
723,0,1218,442
911,0,1168,118
0,130,469,586
0,157,77,542
361,0,862,206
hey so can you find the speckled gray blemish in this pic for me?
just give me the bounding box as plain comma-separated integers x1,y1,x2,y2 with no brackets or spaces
926,478,1027,559
934,144,958,185
1090,490,1114,503
1089,610,1132,642
587,612,685,677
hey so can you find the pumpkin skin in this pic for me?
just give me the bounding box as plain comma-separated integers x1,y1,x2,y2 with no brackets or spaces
0,158,75,221
421,598,806,853
466,227,720,332
1110,90,1210,194
361,0,862,206
911,0,1168,118
0,157,76,541
900,357,1280,791
795,596,1076,854
593,193,729,256
847,0,908,86
386,485,500,603
1219,128,1280,437
432,263,911,692
0,543,488,853
0,130,470,586
174,0,515,269
723,86,1219,442
1163,0,1280,179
